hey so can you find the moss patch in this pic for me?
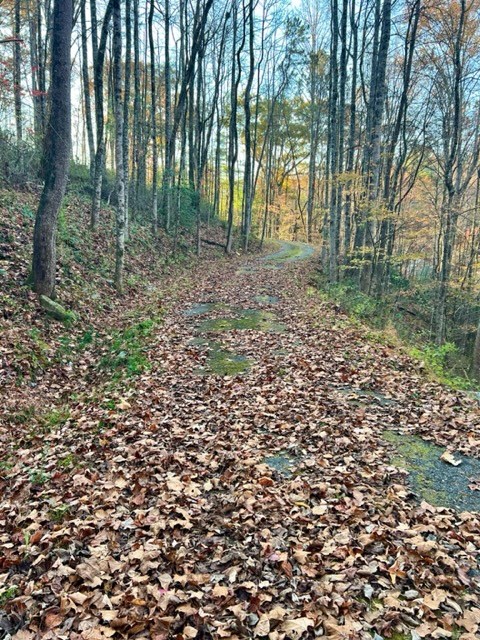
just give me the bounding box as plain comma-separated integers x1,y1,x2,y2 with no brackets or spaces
197,309,285,333
195,342,251,376
383,430,480,511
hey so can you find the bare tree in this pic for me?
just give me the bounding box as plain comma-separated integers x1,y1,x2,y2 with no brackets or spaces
32,0,73,297
113,0,125,292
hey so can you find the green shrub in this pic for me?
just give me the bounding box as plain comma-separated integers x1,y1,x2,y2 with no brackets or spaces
409,342,473,390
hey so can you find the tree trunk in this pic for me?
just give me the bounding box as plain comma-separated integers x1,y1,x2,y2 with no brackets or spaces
163,0,173,232
81,0,95,179
91,0,114,229
32,0,73,298
328,0,339,282
242,0,255,250
123,0,132,239
306,48,320,244
13,0,22,144
113,0,125,293
374,0,420,294
226,3,239,255
26,0,42,147
132,0,140,214
435,0,469,344
148,0,158,234
226,2,246,254
344,0,358,260
473,313,480,378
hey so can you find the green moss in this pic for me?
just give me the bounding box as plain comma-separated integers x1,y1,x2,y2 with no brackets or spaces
383,430,480,511
39,295,77,324
10,406,37,425
408,343,473,391
204,349,250,376
189,337,215,347
28,469,50,485
0,457,13,472
357,595,384,612
198,309,285,333
43,408,70,429
10,407,71,444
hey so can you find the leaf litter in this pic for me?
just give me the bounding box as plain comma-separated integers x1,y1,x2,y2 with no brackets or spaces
1,242,480,639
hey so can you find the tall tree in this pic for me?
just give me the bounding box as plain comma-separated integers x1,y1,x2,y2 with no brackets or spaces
328,0,340,282
80,0,95,179
13,0,22,144
113,0,125,292
91,0,114,229
123,0,132,238
225,1,243,254
434,0,480,343
32,0,73,297
163,0,172,232
242,0,256,250
148,0,158,234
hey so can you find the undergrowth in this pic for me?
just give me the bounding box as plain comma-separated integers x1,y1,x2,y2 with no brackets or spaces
99,317,162,379
315,275,477,392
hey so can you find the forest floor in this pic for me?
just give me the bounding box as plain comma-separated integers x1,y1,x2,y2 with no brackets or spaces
2,228,480,639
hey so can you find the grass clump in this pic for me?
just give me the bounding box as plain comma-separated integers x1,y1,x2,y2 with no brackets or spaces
49,504,71,523
0,586,18,606
57,452,77,469
99,317,160,379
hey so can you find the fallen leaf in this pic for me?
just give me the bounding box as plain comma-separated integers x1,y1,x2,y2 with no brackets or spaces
440,451,462,466
280,617,313,638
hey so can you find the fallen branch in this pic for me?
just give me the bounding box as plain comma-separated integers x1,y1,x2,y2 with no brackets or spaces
201,237,226,249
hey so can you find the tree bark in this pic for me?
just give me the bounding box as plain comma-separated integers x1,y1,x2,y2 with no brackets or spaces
113,0,125,293
32,0,73,298
163,0,173,232
81,0,95,179
13,0,22,144
91,0,114,229
242,0,255,250
123,0,132,239
328,0,339,282
344,0,358,260
148,0,158,234
226,2,246,254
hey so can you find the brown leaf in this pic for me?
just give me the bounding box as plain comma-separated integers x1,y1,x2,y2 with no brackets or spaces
280,617,314,638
